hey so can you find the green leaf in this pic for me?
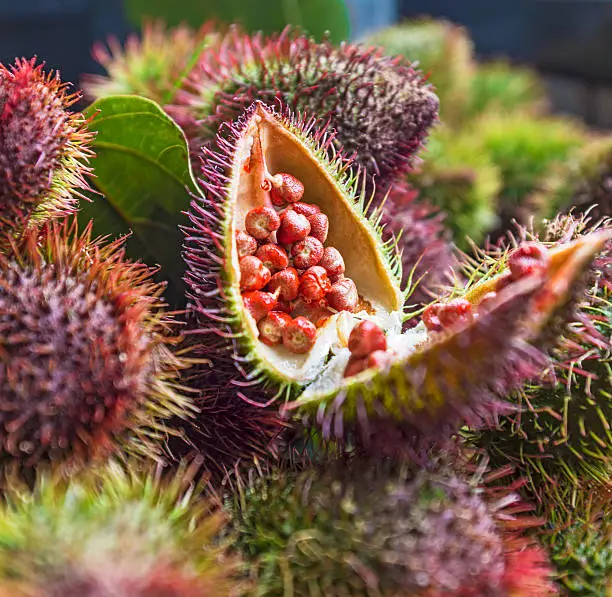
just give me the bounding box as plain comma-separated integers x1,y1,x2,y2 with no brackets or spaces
80,95,199,306
124,0,351,44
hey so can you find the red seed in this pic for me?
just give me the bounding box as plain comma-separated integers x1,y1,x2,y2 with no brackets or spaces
245,206,281,240
422,303,442,332
299,266,332,302
256,244,289,272
367,350,394,370
343,356,369,378
258,312,293,346
348,320,387,358
292,202,320,218
291,236,324,269
263,172,305,207
437,298,473,329
308,213,329,243
239,256,271,291
320,247,345,277
268,267,300,301
327,277,358,312
277,210,311,245
242,291,278,322
508,241,550,281
236,230,257,258
283,316,317,354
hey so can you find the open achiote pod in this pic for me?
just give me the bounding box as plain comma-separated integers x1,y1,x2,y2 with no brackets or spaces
184,101,611,455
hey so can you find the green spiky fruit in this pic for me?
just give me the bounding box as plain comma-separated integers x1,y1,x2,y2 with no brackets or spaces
473,112,585,236
185,101,609,460
464,61,547,121
0,462,238,597
363,18,474,124
0,217,190,478
534,137,612,224
84,20,216,104
407,125,501,248
171,27,439,196
227,459,555,597
0,58,94,244
464,215,612,497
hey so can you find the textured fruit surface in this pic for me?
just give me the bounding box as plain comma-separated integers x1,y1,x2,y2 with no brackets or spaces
184,101,404,404
0,463,238,597
0,58,93,242
0,218,189,477
227,458,554,597
83,20,216,103
172,26,439,196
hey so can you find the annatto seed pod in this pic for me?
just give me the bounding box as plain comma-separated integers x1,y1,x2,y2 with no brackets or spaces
464,215,612,499
0,58,94,244
0,462,238,597
227,458,555,597
83,19,217,103
0,217,191,478
185,101,610,458
171,26,439,197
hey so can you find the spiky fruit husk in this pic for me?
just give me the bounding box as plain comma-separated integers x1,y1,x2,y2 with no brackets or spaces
464,61,547,121
363,18,474,125
171,26,439,196
0,462,239,597
83,19,216,104
380,182,455,306
0,58,94,244
184,100,405,401
0,217,190,479
534,137,612,224
227,458,555,597
407,125,502,248
472,112,585,238
463,215,612,499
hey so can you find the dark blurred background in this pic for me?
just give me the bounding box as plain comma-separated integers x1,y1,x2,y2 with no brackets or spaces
1,0,612,126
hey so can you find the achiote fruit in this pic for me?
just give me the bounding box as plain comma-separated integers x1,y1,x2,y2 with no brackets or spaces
185,101,610,457
227,459,555,597
171,26,439,197
0,218,190,478
0,462,238,597
0,58,93,245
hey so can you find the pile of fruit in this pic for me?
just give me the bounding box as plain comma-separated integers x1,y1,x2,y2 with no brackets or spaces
0,16,609,597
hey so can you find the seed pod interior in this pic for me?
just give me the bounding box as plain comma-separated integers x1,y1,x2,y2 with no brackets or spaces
224,103,403,384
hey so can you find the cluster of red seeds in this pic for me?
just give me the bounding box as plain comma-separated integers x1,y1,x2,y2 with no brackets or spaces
343,320,395,378
237,172,360,354
422,241,551,334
